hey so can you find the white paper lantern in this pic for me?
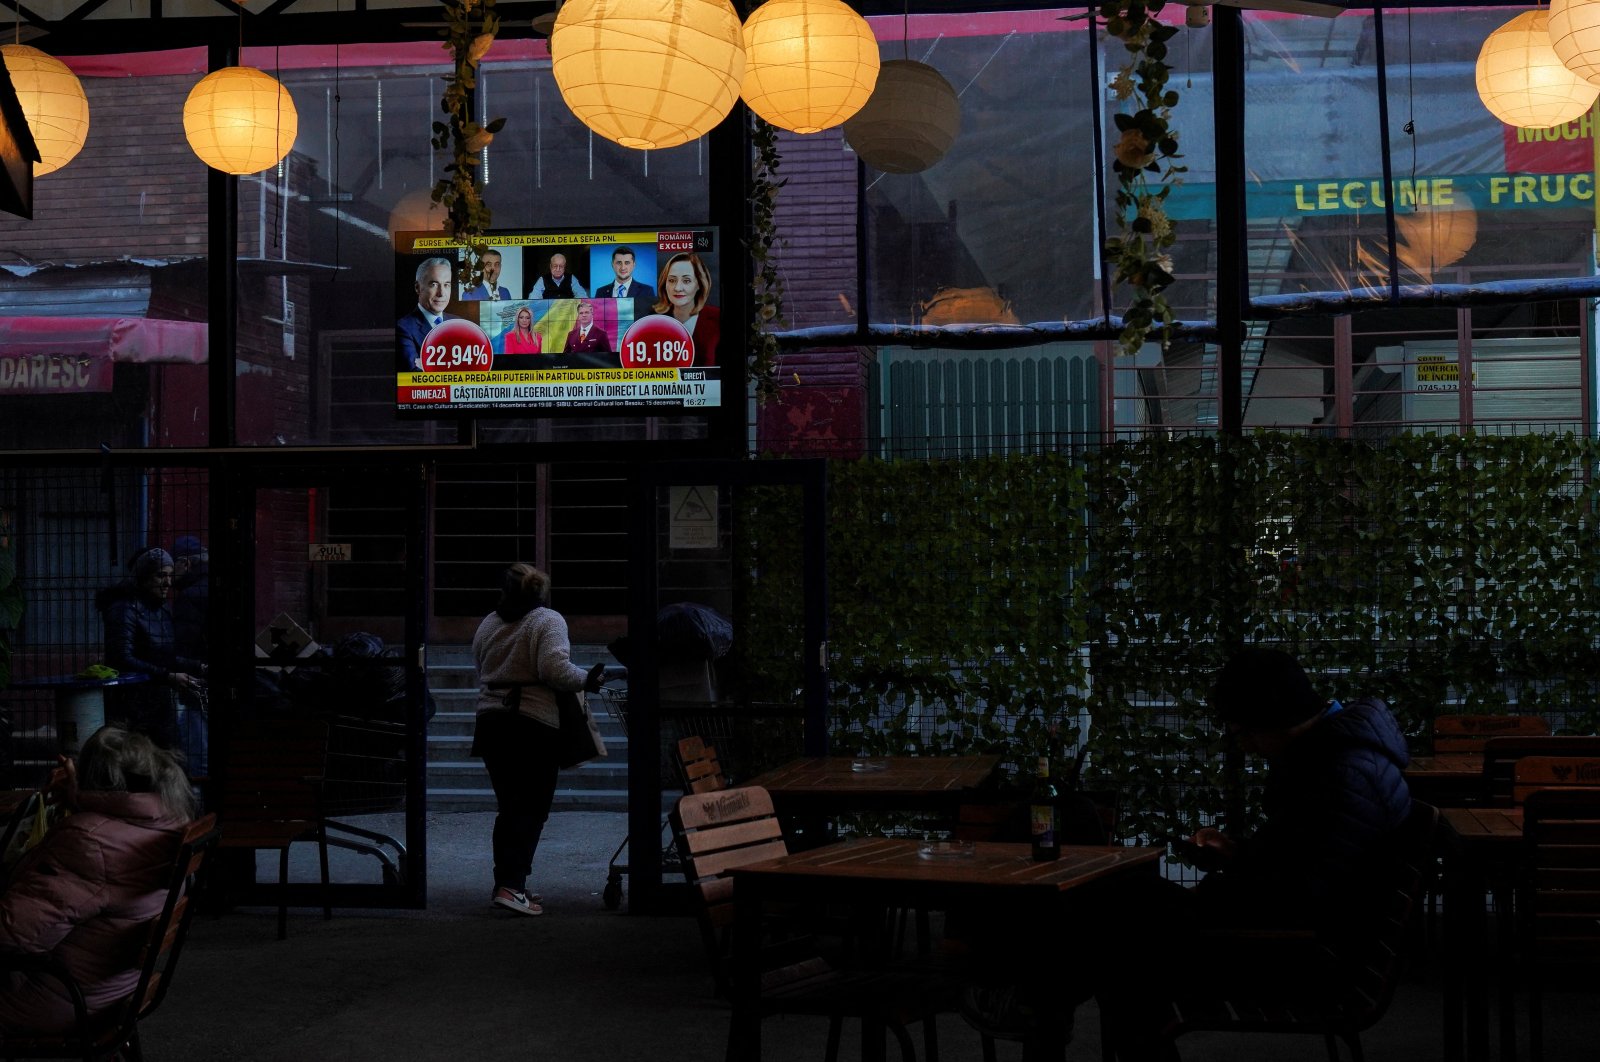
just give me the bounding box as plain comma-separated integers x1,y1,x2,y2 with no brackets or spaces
0,44,89,176
741,0,879,134
843,59,959,173
1476,10,1598,128
551,0,746,151
1550,0,1600,85
183,66,299,175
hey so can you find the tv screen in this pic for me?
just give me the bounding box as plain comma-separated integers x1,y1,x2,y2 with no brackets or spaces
393,226,724,416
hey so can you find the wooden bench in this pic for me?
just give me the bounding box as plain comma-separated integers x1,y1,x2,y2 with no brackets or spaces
1433,714,1549,754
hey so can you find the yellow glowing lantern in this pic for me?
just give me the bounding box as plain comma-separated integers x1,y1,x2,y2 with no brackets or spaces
1476,10,1597,128
1,45,90,176
741,0,880,134
843,59,960,173
183,66,299,174
551,0,746,151
1550,0,1600,85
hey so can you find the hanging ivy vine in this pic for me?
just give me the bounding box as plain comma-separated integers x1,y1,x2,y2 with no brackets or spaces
748,117,787,402
735,433,1600,842
430,0,506,285
1103,1,1186,356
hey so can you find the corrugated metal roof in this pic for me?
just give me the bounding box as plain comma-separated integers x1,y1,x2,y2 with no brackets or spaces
0,261,156,318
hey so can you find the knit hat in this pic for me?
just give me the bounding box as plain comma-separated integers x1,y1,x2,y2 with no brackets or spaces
173,535,206,559
1210,648,1325,731
130,547,174,581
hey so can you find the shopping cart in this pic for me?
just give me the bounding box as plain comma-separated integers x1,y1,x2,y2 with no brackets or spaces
596,673,752,911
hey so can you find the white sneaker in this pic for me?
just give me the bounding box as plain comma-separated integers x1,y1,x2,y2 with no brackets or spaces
491,886,544,916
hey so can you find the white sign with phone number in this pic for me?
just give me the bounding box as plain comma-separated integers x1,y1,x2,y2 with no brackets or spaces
309,543,352,562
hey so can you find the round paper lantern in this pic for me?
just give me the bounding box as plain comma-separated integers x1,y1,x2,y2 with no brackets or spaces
551,0,746,151
0,45,89,176
741,0,880,134
1550,0,1600,85
1476,10,1598,128
387,189,445,244
842,59,959,173
183,66,299,174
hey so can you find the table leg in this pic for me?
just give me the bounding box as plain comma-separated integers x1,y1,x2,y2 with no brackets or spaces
1444,848,1490,1062
1493,875,1517,1062
731,878,763,1060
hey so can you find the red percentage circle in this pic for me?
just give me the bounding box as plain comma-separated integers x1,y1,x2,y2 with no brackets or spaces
419,318,493,372
620,315,696,368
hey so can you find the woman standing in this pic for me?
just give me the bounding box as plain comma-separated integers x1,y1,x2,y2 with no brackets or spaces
651,251,721,366
0,725,194,1035
471,563,604,916
96,546,203,753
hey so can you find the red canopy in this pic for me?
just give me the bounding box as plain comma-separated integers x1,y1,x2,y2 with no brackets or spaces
0,316,207,395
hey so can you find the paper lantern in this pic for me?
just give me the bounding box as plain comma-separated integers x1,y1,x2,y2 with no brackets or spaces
387,189,445,244
551,0,745,151
0,45,89,176
741,0,879,134
1395,202,1479,281
183,66,299,174
1550,0,1600,85
843,59,959,173
1476,10,1598,128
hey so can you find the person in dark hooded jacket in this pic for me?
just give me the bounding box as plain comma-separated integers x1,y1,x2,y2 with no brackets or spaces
1095,649,1414,1062
1185,647,1413,924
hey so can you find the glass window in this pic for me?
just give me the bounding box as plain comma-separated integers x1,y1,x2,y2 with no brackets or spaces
0,49,210,451
230,41,717,447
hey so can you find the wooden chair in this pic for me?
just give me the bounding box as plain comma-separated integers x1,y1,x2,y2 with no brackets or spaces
1511,756,1600,805
677,735,728,794
1516,788,1600,1062
670,784,948,1062
215,718,332,940
1432,715,1549,754
0,813,219,1062
1146,801,1441,1062
1482,736,1600,806
603,734,728,910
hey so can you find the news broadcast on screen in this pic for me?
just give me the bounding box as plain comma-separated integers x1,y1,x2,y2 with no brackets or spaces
393,226,723,415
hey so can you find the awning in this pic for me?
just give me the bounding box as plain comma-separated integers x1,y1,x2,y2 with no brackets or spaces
0,316,208,396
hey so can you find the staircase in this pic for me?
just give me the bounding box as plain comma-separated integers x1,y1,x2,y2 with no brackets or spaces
425,644,630,812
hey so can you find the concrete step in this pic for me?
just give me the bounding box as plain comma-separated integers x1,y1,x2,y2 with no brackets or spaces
424,644,628,812
429,705,628,735
426,758,627,790
426,731,627,763
428,788,630,813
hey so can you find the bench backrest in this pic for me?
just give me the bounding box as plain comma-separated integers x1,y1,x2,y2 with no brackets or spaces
1433,714,1548,753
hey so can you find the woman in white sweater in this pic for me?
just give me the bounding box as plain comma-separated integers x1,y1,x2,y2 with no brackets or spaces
471,563,604,916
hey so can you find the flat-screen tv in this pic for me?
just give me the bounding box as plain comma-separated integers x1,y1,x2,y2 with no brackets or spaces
393,226,724,416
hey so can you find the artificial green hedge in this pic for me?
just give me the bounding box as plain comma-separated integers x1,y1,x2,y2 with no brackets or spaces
734,432,1600,842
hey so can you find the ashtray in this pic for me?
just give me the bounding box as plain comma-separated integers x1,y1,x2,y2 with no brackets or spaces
917,840,976,860
850,759,888,773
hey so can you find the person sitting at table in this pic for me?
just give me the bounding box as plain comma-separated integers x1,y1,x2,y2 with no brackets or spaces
1096,648,1414,1060
1181,646,1413,922
0,725,195,1037
96,546,204,755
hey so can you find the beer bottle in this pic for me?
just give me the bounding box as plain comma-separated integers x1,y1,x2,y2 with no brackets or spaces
1029,756,1060,861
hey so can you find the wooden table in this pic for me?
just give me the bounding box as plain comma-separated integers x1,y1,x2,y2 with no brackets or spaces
1440,806,1523,1062
1405,753,1484,806
728,838,1161,1060
742,755,1003,816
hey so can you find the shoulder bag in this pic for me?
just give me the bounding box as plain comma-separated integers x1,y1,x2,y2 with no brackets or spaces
488,682,607,769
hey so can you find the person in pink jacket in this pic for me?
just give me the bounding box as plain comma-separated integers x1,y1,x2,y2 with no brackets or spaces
0,725,194,1035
